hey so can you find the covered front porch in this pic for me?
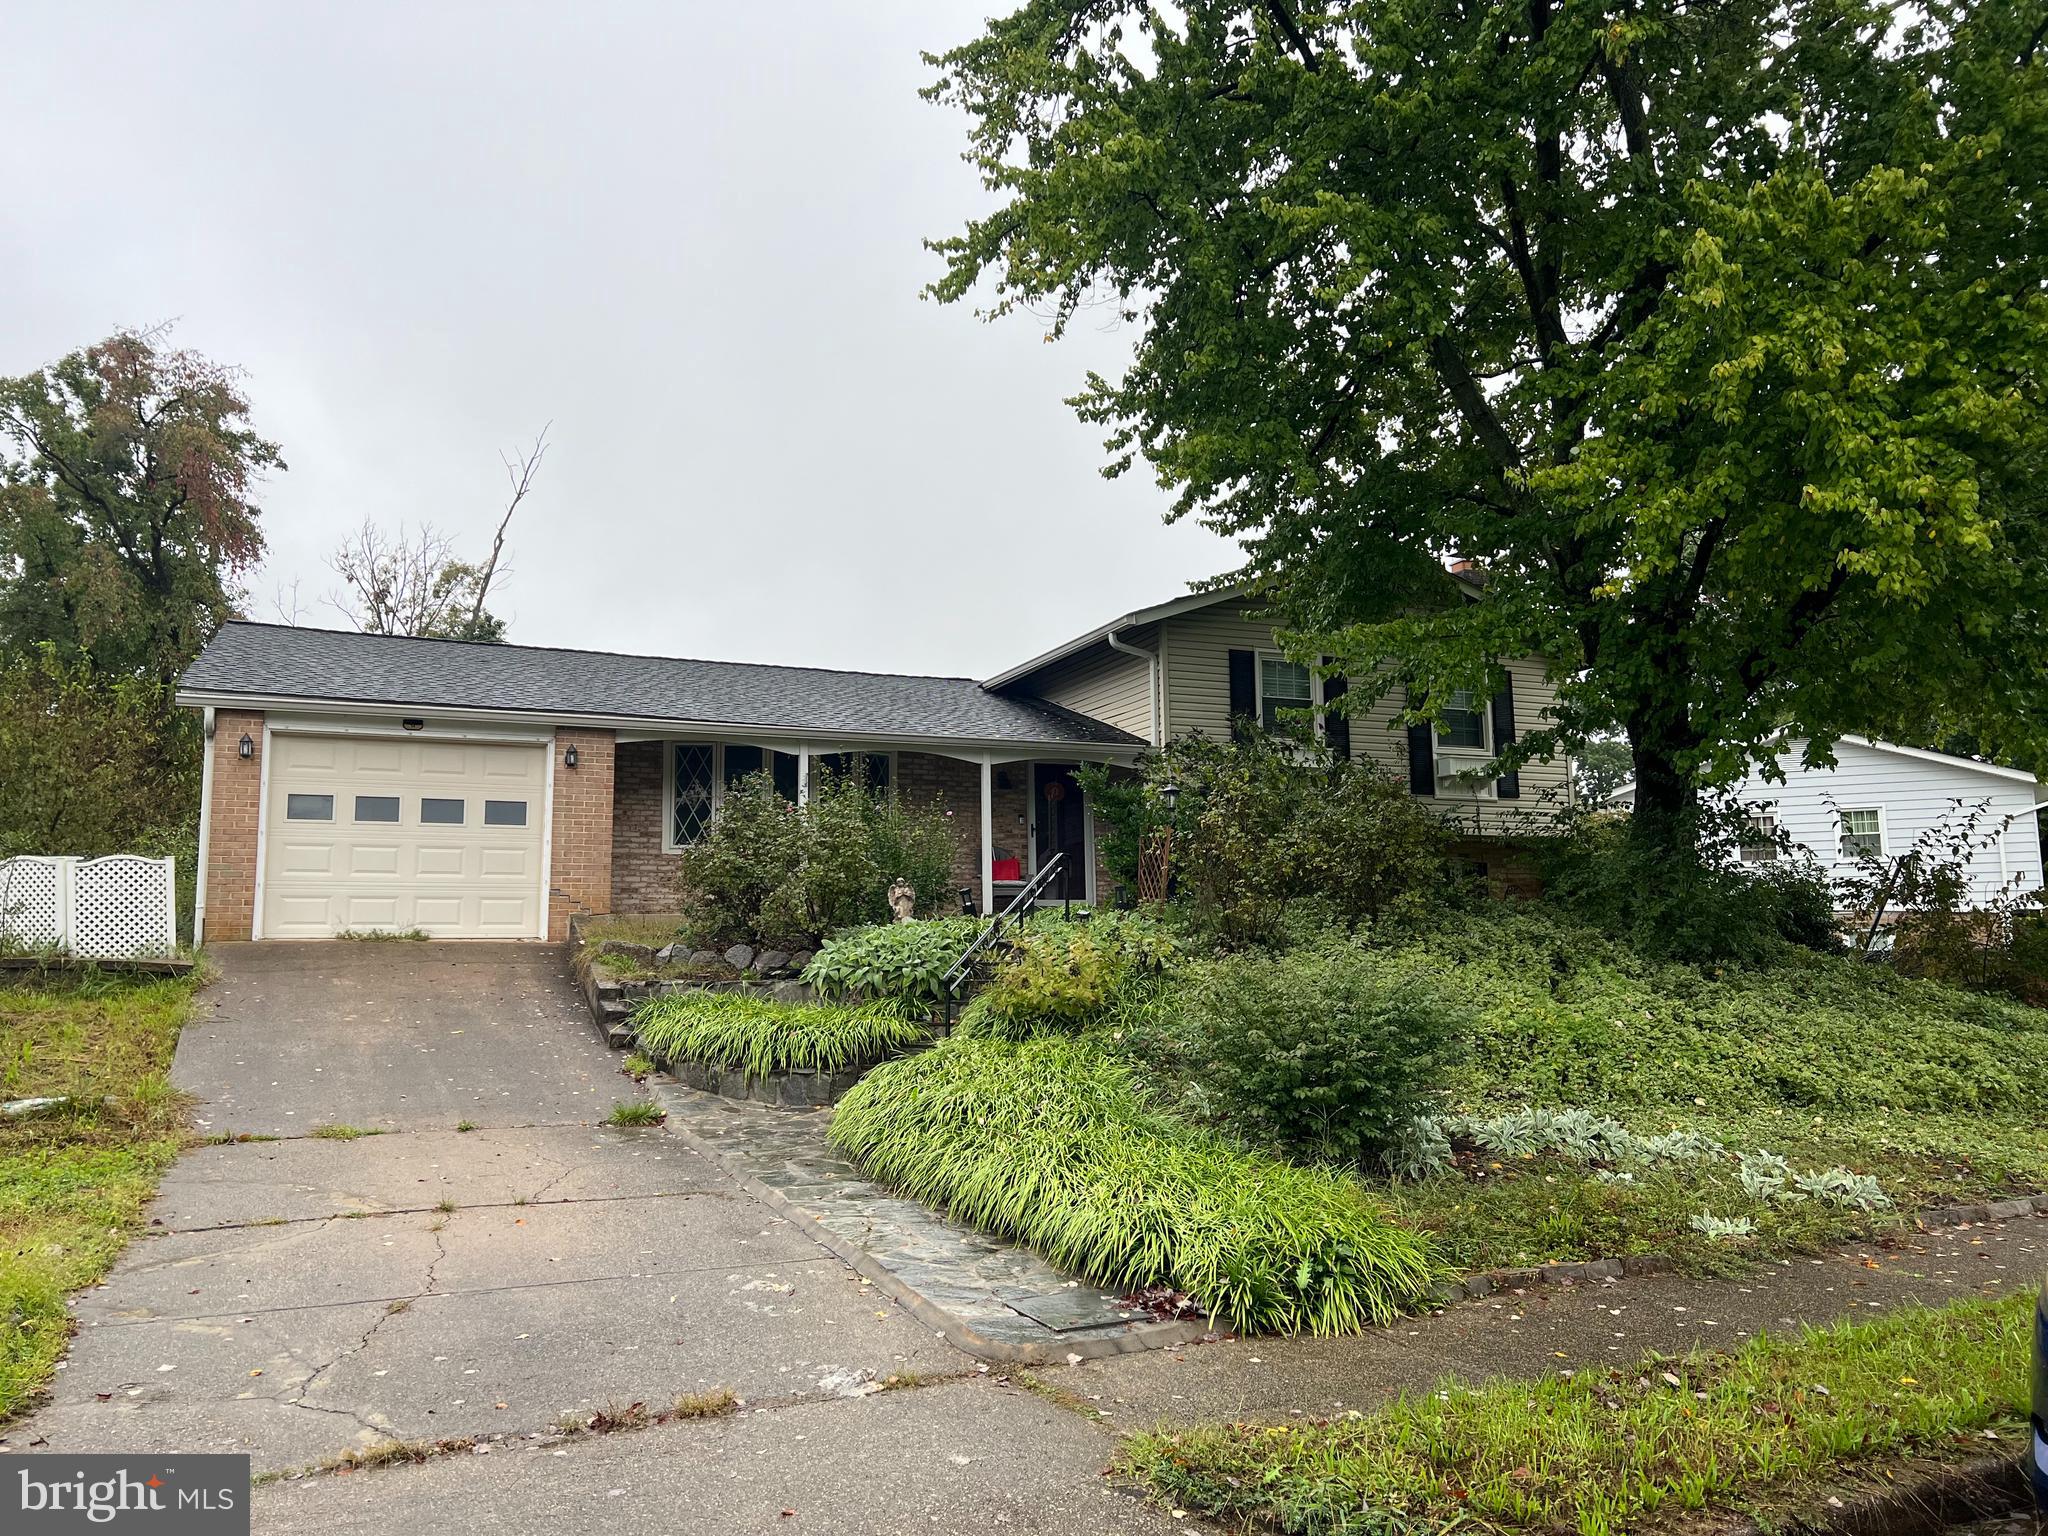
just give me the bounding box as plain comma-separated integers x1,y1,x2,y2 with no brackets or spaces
606,735,1133,917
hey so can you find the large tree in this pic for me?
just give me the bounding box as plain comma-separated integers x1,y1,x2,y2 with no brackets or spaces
0,328,280,688
926,0,2048,853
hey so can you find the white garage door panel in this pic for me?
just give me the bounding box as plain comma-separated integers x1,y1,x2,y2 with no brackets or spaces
262,734,547,939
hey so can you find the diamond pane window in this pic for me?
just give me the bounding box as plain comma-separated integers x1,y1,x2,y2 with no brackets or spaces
673,744,716,846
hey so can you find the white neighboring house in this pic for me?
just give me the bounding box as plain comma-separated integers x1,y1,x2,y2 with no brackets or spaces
1607,736,2048,909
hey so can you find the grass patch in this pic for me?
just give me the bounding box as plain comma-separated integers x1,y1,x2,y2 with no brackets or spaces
580,914,688,950
307,1123,382,1140
1122,1292,2031,1535
633,993,928,1082
605,1101,665,1127
829,1035,1439,1334
454,1119,476,1133
621,1053,656,1080
671,1386,739,1418
336,927,428,942
0,971,198,1419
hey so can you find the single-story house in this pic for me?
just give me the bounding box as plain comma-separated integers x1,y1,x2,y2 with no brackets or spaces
176,586,1569,942
1606,736,2046,908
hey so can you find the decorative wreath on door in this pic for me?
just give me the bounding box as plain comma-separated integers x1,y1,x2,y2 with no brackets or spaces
1042,781,1067,802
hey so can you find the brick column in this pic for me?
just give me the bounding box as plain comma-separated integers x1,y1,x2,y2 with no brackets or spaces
549,727,616,940
203,709,265,943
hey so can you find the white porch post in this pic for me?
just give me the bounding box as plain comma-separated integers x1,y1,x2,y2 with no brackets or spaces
797,747,811,805
980,754,995,915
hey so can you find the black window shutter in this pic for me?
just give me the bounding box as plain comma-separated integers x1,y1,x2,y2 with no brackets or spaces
1320,661,1350,759
1491,671,1520,799
1227,649,1256,741
1406,689,1436,796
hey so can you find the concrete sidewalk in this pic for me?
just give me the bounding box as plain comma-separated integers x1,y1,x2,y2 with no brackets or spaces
1062,1214,2046,1427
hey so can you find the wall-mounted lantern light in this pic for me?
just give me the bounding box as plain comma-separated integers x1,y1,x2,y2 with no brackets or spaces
564,745,580,769
400,718,426,732
238,734,255,760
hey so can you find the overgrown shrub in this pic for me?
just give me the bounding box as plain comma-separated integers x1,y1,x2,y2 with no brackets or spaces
829,1035,1440,1333
801,917,984,1008
1537,811,1837,965
956,912,1178,1040
631,992,927,1081
1183,938,1465,1163
0,648,201,943
1084,736,1448,947
1387,904,2048,1115
676,774,957,946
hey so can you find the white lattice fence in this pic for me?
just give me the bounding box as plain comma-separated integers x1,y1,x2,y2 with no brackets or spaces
0,856,177,958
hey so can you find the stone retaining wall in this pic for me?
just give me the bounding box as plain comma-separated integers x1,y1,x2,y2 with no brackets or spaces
655,1055,872,1110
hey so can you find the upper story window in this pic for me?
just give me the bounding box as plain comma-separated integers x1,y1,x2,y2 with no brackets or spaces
1257,655,1314,735
1438,689,1488,751
1839,807,1883,859
1739,810,1779,863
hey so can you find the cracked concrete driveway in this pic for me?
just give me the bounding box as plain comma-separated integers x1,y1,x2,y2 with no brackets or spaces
6,943,1173,1534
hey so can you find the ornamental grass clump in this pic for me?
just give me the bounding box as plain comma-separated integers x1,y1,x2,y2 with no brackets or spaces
632,993,928,1082
828,1036,1439,1334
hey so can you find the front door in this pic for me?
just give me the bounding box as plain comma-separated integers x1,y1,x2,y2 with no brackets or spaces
1032,764,1089,901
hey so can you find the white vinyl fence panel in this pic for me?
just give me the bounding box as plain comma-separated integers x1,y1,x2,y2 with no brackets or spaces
0,856,178,958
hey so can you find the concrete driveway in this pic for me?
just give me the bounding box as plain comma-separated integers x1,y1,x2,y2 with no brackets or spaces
9,943,1173,1534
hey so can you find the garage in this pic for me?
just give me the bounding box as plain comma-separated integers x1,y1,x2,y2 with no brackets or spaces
259,731,549,939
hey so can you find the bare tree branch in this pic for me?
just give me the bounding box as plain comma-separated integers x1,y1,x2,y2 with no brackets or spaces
468,424,548,633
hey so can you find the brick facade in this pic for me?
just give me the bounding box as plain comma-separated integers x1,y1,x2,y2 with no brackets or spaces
197,719,1118,942
548,727,616,939
610,740,681,911
201,708,265,943
895,751,982,899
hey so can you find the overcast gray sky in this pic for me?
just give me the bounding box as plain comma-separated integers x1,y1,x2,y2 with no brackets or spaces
1,2,1237,677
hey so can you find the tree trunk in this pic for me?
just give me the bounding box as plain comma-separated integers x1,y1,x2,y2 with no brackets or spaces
1625,715,1700,860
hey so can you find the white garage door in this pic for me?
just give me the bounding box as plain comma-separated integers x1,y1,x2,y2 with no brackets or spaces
261,733,548,939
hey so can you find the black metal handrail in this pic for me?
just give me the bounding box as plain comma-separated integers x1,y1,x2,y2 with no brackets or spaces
941,851,1066,1000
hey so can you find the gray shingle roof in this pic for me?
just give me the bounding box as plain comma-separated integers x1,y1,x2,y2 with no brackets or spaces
179,623,1143,749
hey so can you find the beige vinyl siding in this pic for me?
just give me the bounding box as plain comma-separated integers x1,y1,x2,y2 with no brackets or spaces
1161,603,1285,742
1159,601,1570,834
1025,628,1157,743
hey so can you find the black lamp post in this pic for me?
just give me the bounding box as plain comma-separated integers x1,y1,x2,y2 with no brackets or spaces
1160,782,1180,814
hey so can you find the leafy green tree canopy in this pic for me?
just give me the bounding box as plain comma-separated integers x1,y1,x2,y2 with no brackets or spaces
926,0,2048,847
0,328,281,686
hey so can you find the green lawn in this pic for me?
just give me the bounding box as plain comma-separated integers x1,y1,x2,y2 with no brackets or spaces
0,970,198,1419
1122,1292,2032,1535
